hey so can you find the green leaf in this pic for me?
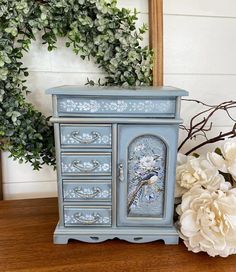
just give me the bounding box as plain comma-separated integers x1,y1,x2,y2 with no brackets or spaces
192,153,200,158
215,147,223,156
41,13,47,20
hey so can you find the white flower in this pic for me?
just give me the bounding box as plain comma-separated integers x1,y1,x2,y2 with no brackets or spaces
149,175,158,185
176,185,236,257
175,153,225,198
207,139,236,180
140,156,156,170
134,144,145,152
101,135,109,144
102,163,110,171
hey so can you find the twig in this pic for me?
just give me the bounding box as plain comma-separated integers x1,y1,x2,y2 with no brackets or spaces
179,99,236,155
185,124,236,155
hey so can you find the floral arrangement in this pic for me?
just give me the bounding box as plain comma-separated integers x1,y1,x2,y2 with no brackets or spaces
176,99,236,257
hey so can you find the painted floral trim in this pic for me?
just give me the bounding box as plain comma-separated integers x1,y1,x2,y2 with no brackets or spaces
62,161,111,173
64,186,111,200
64,213,111,225
61,132,112,145
58,98,175,114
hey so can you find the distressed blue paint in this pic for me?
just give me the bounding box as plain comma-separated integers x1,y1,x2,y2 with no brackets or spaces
46,85,188,244
46,85,188,97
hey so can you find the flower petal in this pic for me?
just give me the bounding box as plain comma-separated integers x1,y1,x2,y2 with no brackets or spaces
207,152,228,173
180,210,199,237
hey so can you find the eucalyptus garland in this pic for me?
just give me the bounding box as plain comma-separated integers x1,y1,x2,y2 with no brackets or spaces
0,0,153,169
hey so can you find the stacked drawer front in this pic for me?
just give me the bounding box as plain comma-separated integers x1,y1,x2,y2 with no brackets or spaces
60,124,112,227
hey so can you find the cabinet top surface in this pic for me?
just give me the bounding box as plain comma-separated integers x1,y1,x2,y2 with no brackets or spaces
46,85,188,97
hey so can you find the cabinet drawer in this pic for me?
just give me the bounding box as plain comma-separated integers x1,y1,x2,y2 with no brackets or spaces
60,125,111,148
64,206,112,226
61,153,111,175
63,180,112,202
57,96,176,117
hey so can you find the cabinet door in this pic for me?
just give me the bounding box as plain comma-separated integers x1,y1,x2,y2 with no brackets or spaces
117,125,178,226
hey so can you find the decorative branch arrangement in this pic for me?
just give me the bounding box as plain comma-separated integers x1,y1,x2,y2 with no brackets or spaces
178,99,236,155
176,98,236,257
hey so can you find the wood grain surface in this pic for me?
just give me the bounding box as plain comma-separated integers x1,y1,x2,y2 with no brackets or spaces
0,152,2,200
149,0,163,86
0,198,236,272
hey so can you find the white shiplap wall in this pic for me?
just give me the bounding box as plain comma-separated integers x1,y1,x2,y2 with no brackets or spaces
2,0,236,199
164,0,236,153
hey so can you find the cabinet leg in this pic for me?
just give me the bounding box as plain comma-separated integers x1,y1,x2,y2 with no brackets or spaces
163,236,179,245
53,235,69,244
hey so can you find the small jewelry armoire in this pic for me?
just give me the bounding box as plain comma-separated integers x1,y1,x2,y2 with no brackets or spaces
46,86,188,244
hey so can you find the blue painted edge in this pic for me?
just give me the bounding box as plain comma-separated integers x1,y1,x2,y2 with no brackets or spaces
45,85,188,97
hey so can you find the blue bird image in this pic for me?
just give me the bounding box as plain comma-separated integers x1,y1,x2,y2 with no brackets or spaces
128,173,159,211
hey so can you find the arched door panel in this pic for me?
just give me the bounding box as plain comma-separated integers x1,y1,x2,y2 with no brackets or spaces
117,124,178,227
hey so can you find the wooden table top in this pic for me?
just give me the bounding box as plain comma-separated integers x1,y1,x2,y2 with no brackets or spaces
0,198,236,272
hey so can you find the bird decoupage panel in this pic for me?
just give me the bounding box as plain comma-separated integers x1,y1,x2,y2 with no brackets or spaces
127,135,166,218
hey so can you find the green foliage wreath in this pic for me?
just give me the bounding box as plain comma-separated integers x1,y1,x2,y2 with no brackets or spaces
0,0,153,170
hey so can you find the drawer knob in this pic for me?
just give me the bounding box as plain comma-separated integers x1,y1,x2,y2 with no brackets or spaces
71,131,100,144
72,160,100,172
74,212,101,225
74,187,101,199
119,163,125,182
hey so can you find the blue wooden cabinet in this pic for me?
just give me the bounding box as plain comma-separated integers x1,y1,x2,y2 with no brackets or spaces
46,86,188,244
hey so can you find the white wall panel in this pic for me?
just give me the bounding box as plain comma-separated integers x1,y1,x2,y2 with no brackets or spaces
21,38,52,71
164,0,236,18
26,72,103,116
22,35,101,73
50,38,101,73
164,15,236,74
3,181,57,200
165,74,236,127
2,152,56,184
117,0,148,13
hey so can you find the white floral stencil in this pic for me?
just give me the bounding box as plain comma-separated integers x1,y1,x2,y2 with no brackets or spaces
61,155,111,174
58,97,175,115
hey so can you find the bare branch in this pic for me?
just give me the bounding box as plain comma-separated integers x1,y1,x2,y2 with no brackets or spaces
179,99,236,154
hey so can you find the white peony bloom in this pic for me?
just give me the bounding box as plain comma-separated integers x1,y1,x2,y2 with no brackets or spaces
175,153,225,198
177,185,236,257
207,139,236,180
140,156,156,170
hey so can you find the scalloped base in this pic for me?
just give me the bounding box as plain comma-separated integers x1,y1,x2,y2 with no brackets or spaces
53,224,179,245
